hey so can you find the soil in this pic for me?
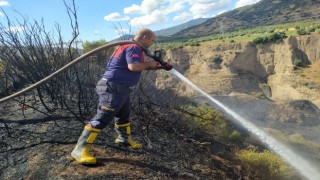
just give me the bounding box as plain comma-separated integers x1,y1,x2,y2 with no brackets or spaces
0,100,251,180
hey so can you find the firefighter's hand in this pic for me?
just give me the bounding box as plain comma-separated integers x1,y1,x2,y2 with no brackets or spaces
146,61,161,70
162,61,173,71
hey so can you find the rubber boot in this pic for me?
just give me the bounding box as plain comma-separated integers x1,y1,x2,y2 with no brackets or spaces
71,126,101,164
115,123,142,149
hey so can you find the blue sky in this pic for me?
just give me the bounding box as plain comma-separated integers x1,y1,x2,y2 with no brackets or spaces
0,0,261,42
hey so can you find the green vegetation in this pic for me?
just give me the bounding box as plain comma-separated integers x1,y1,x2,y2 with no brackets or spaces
228,130,242,143
252,32,287,44
157,19,320,48
178,102,300,179
297,28,307,35
162,72,170,79
236,149,289,179
82,39,108,53
293,58,302,69
179,102,233,138
82,39,113,64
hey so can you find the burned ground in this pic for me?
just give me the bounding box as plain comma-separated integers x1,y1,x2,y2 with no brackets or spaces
0,100,253,180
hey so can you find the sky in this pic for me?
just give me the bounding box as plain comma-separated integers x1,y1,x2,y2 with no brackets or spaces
0,0,261,42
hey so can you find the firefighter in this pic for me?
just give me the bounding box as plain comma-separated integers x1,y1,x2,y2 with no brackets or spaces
71,28,171,164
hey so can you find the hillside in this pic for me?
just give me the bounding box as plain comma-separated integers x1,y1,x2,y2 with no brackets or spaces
155,33,320,174
174,0,320,38
155,18,209,36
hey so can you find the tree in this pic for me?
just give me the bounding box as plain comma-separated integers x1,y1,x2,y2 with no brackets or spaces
0,0,98,120
82,39,113,66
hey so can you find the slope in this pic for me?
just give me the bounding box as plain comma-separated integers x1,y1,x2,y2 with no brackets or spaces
175,0,320,38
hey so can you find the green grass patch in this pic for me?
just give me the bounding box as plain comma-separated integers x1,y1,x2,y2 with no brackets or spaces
178,102,231,138
157,19,320,47
236,149,290,179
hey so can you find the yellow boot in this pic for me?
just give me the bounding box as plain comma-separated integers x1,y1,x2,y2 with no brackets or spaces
71,126,101,164
115,123,142,149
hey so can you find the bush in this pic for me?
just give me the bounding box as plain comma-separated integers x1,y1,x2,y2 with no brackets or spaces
180,103,230,137
236,149,289,179
268,29,275,33
162,73,170,79
307,27,316,33
268,32,287,43
293,58,302,69
252,32,287,44
228,130,242,143
190,42,200,46
253,37,265,44
297,29,308,35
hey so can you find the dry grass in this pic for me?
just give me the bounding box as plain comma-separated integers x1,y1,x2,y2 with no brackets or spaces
293,61,320,91
188,64,202,74
302,61,320,84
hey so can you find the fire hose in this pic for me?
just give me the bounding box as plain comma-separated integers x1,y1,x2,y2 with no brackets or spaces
0,40,172,104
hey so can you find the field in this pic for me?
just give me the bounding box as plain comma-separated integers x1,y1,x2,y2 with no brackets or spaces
157,19,320,49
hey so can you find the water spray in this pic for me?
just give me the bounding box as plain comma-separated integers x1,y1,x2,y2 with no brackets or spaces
169,68,320,180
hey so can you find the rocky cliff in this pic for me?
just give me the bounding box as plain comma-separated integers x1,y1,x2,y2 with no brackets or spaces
161,34,320,108
156,35,320,168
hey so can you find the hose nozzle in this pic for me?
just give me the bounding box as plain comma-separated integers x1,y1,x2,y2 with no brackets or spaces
144,49,173,71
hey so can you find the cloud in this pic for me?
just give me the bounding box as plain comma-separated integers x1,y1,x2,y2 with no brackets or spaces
130,9,167,27
119,0,233,26
187,0,231,18
235,0,261,8
124,4,143,14
104,12,130,21
125,0,186,15
124,0,159,14
0,1,9,6
163,1,186,14
173,11,192,21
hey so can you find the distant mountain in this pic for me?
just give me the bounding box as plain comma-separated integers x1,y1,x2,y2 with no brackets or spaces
110,34,134,42
110,18,209,41
155,18,209,36
174,0,320,38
